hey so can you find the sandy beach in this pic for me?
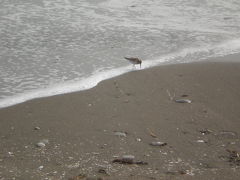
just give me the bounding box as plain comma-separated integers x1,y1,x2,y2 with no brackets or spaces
0,54,240,180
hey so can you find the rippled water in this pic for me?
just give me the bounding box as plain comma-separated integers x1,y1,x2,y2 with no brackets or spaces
0,0,240,108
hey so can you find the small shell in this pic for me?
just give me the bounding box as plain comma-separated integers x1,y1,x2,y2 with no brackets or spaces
34,127,40,130
196,140,205,143
36,142,45,148
150,141,167,147
114,132,127,137
175,99,191,103
38,165,44,170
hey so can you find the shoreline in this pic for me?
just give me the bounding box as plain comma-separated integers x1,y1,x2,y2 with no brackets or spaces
1,52,240,110
0,55,240,179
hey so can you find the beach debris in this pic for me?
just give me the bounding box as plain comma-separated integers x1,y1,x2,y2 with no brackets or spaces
38,166,44,170
34,126,40,130
67,162,81,169
8,152,14,156
36,139,49,148
88,103,92,107
150,141,167,147
166,89,175,101
136,138,142,142
175,99,191,103
226,149,240,166
98,168,109,175
114,131,127,137
147,128,157,138
121,155,134,163
200,129,212,135
196,140,206,143
113,155,148,165
36,142,46,148
68,174,86,180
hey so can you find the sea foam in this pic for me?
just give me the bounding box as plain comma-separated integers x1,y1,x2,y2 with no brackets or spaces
1,38,240,109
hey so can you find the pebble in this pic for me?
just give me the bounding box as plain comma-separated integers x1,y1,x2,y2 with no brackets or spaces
113,155,135,164
112,155,147,165
114,132,127,137
175,99,191,103
136,138,142,142
200,129,212,135
150,141,167,147
196,140,205,143
8,152,14,156
36,142,46,148
38,166,44,170
34,127,40,130
35,139,49,148
122,155,135,163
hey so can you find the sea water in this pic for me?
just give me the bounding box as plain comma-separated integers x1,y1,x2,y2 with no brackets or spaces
0,0,240,108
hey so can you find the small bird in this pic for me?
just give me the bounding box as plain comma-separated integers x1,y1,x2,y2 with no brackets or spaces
124,57,142,68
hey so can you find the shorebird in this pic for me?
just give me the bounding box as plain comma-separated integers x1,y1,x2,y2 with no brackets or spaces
124,57,142,68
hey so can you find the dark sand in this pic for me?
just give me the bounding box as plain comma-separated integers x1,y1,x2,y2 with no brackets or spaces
1,55,240,180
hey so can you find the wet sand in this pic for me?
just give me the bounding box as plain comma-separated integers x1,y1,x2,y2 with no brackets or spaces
0,54,240,180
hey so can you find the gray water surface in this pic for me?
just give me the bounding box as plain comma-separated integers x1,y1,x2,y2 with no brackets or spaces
0,0,240,107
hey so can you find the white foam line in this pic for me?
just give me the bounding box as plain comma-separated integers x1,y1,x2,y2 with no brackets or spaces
1,38,240,109
0,56,169,109
0,66,131,109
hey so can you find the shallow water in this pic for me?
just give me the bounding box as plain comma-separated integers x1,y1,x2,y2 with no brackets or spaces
0,0,240,108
